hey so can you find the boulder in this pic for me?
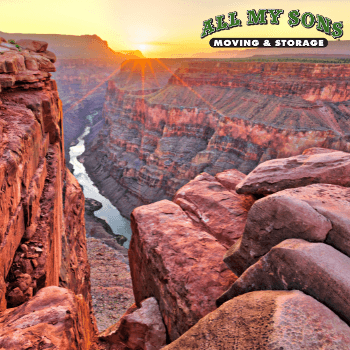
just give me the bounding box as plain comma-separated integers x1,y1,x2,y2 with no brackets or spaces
224,183,350,276
100,297,166,350
164,290,350,350
16,39,48,53
0,37,6,43
215,168,247,191
236,148,350,195
173,172,255,248
32,54,56,72
129,200,236,342
0,286,93,349
40,50,57,63
217,239,350,328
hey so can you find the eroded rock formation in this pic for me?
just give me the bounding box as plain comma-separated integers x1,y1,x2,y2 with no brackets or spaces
128,147,350,348
163,290,350,350
82,59,350,218
0,39,97,347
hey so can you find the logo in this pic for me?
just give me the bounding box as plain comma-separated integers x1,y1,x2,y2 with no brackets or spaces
201,9,343,45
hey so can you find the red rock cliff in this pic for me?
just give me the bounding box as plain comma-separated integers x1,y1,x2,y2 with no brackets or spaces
82,59,350,218
0,39,97,348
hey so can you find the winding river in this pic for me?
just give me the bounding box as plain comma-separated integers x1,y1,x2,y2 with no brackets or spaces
69,116,133,248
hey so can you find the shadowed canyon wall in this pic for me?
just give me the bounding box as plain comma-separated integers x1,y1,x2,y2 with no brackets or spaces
0,39,97,347
82,59,350,218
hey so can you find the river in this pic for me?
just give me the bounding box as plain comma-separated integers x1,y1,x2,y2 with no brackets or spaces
69,116,133,248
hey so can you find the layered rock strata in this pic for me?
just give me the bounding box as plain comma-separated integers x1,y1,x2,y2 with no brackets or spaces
0,39,97,346
82,59,350,218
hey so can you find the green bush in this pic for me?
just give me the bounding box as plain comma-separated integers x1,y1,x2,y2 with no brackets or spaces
8,39,15,44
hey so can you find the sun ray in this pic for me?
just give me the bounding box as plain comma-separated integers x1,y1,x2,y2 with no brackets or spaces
146,59,161,88
65,66,120,113
153,58,228,118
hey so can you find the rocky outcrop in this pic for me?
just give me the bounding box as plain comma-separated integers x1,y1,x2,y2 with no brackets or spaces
217,239,350,323
0,40,97,346
129,199,237,342
164,290,350,350
100,297,167,349
0,286,95,349
82,59,350,218
173,172,254,248
224,182,350,275
236,147,350,195
129,147,350,348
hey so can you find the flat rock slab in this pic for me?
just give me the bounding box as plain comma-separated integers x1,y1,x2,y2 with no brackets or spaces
0,286,93,349
236,148,350,195
164,290,350,350
215,168,246,191
174,172,255,248
218,239,350,328
224,183,350,276
129,200,237,342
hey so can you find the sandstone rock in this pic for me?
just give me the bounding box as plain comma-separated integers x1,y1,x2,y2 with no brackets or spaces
217,239,350,328
0,286,93,349
0,37,97,347
164,290,350,350
173,172,255,248
32,53,56,72
215,168,246,191
0,51,26,73
0,42,19,51
0,38,6,43
21,50,39,70
224,183,350,275
40,50,57,63
16,39,48,52
101,297,166,349
236,148,350,195
100,303,138,342
129,200,236,342
0,47,10,54
60,169,98,339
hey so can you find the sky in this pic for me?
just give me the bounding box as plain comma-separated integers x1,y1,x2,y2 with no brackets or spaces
1,0,349,57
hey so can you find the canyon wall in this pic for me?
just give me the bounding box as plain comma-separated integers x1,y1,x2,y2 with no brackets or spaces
82,59,350,218
0,39,97,347
53,58,121,169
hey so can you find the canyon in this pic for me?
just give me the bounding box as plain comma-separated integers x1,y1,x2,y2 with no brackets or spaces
82,58,350,218
1,33,350,350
